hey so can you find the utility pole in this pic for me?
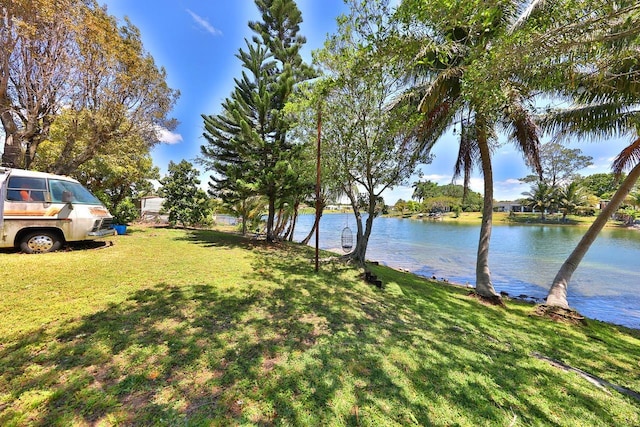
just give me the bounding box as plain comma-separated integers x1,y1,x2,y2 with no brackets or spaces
315,104,321,273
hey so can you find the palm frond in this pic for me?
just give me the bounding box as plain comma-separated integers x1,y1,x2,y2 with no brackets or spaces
408,39,462,76
503,87,542,176
453,118,480,192
412,97,461,157
418,66,462,113
391,75,463,158
538,103,639,141
612,136,640,174
509,0,550,34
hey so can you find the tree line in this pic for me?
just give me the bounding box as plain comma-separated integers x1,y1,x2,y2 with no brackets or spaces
516,141,640,222
394,181,484,215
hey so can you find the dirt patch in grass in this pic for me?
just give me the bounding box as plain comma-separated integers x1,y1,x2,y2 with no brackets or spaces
467,291,507,307
532,304,587,326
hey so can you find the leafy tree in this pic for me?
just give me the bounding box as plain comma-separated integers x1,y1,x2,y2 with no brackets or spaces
1,0,73,168
112,198,139,225
223,194,266,236
423,196,459,214
411,181,482,212
394,199,408,215
393,0,543,298
1,0,178,170
411,180,439,202
520,141,592,189
160,160,211,227
200,0,313,243
625,191,640,210
576,173,622,199
617,206,639,226
33,112,160,210
405,200,420,214
312,0,429,264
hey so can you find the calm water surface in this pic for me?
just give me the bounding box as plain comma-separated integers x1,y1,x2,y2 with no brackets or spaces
293,214,640,329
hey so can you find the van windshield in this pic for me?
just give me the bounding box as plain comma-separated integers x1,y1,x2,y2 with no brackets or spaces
49,179,103,205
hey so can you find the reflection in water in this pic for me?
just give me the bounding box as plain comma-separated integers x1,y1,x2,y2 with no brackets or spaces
293,214,640,329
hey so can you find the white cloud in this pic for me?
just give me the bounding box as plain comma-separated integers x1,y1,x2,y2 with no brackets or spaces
504,178,522,185
495,178,530,201
155,126,183,144
186,9,222,36
467,177,484,190
422,174,451,184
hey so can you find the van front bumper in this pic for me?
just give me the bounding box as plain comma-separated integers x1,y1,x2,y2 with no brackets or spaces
88,228,117,238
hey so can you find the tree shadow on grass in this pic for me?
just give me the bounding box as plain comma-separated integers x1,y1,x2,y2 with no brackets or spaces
1,232,638,425
174,228,267,250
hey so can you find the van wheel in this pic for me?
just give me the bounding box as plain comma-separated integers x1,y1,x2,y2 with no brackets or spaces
20,231,63,254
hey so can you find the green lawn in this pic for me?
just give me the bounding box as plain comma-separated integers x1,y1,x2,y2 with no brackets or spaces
1,226,639,426
390,211,624,228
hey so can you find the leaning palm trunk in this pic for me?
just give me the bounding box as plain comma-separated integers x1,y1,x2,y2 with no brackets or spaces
546,162,640,308
475,137,500,298
300,210,321,245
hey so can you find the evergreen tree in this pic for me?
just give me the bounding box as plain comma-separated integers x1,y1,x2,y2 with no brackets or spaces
200,0,313,242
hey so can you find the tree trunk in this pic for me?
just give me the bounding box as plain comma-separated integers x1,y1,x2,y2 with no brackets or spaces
1,106,23,168
475,135,499,298
266,196,276,242
346,193,375,266
273,208,286,237
301,212,321,245
1,133,23,168
349,210,368,265
241,199,248,235
546,162,640,308
301,198,324,245
287,202,299,241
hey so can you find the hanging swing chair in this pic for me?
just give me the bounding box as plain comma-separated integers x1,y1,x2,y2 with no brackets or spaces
341,226,353,253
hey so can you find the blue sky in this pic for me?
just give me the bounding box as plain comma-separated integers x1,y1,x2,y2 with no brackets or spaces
101,0,632,203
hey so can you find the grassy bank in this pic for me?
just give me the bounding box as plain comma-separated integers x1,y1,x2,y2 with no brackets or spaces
1,226,639,426
388,211,627,228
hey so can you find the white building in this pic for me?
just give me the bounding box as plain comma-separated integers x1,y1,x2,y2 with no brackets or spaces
140,196,167,222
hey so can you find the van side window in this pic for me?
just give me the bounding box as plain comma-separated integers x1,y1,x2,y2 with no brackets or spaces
49,180,72,203
6,177,47,202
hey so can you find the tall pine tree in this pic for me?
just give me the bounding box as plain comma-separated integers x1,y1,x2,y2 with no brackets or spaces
200,0,314,242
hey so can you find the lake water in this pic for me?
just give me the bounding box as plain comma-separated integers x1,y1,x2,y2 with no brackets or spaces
293,214,640,330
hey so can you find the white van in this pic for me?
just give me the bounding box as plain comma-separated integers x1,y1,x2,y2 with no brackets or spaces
0,167,116,253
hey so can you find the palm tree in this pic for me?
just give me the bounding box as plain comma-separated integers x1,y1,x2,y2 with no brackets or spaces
411,182,424,203
531,0,640,309
556,181,586,222
522,182,556,220
394,0,542,298
547,139,640,308
228,195,266,236
540,54,640,308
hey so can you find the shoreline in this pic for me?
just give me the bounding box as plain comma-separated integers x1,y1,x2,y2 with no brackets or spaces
314,246,639,331
384,211,633,229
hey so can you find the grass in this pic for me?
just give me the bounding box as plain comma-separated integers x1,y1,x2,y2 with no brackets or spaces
390,211,628,228
1,226,639,426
